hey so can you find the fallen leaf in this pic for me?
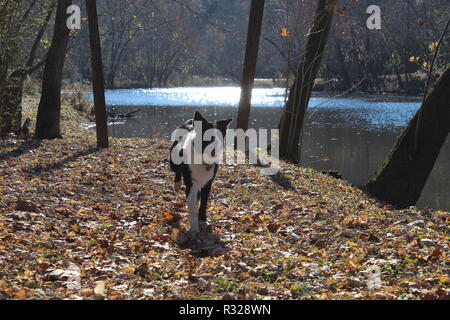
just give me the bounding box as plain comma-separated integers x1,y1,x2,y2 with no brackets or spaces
267,222,280,233
172,229,189,245
162,211,181,223
119,266,136,274
15,200,37,212
94,281,107,297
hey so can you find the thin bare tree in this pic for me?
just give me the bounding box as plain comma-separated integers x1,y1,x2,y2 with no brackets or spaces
236,0,266,131
278,0,337,162
86,0,109,148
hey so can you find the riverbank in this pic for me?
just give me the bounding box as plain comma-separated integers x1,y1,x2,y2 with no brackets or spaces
67,73,428,96
0,97,448,300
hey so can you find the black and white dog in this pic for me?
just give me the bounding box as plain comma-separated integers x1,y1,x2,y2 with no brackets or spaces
170,112,232,233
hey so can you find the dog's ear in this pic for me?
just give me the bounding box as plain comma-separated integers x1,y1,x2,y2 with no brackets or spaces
194,111,208,124
216,119,233,129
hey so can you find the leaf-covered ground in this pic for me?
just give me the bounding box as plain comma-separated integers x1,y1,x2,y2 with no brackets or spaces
0,102,449,300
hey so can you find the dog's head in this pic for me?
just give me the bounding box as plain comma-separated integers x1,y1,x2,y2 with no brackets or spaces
192,111,232,161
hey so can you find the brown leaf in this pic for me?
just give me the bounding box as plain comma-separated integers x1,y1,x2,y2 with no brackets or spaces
436,288,450,300
422,293,438,300
367,233,380,242
315,240,327,249
35,263,50,271
11,288,27,297
172,229,189,245
267,222,280,233
79,288,94,297
162,211,181,223
15,200,37,213
428,248,442,261
134,263,149,277
417,20,428,27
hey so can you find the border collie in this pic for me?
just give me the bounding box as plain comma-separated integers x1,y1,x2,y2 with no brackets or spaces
170,112,232,233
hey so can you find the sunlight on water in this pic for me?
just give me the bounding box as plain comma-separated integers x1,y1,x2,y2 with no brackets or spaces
88,87,422,129
95,87,287,107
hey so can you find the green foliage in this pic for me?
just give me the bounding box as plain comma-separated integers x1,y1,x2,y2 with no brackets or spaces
0,0,54,135
62,84,93,115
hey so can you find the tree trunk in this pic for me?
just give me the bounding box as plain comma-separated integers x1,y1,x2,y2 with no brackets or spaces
35,0,72,139
236,0,266,131
279,0,337,162
86,0,109,148
365,66,450,208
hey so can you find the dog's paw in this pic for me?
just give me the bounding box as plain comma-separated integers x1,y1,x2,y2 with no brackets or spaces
174,181,182,192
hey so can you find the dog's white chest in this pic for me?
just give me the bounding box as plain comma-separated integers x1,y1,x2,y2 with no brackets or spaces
188,164,215,189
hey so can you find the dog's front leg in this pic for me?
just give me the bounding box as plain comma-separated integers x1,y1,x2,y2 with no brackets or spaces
187,186,200,233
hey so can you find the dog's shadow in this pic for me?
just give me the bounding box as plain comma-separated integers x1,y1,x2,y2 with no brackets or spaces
167,186,228,257
169,220,228,258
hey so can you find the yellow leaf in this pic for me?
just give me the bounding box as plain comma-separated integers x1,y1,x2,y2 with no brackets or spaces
336,280,347,287
280,28,289,37
23,270,34,277
94,281,106,296
345,240,358,247
438,275,450,284
429,41,438,51
345,256,360,270
317,292,330,300
119,266,136,274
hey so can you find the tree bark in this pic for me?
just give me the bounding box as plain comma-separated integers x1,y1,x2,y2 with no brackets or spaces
236,0,265,131
35,0,72,139
86,0,109,148
365,66,450,208
278,0,337,163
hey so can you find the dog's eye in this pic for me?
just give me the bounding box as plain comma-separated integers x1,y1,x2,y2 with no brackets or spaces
211,136,215,142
